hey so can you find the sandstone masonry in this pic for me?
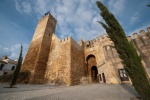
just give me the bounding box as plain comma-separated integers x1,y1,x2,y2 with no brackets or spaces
21,13,150,86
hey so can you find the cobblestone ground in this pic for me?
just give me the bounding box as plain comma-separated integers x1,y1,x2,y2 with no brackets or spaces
0,83,138,100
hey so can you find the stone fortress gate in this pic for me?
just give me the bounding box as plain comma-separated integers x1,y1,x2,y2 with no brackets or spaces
21,12,150,86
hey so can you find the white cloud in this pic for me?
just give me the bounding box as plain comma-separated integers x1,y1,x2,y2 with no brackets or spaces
13,0,110,43
0,46,12,57
33,0,55,18
4,0,149,61
14,0,21,13
72,0,105,41
14,0,31,14
8,44,21,60
22,2,31,14
129,12,139,25
108,0,126,15
32,0,105,42
0,43,29,60
130,16,138,25
34,0,47,15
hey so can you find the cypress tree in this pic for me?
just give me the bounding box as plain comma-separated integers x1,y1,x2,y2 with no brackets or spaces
96,1,150,99
10,45,23,87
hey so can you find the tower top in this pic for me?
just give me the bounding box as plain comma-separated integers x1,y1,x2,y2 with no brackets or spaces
39,11,57,23
44,11,50,16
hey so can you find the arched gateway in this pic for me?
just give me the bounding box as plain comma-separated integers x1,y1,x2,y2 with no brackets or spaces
91,66,98,82
86,54,98,83
19,12,150,86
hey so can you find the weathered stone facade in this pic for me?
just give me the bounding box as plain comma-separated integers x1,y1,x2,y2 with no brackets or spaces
21,13,150,86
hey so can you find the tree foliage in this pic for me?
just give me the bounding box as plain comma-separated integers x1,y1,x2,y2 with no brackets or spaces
10,44,23,87
96,1,150,99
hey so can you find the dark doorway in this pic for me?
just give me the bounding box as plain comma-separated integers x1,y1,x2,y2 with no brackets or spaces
11,66,15,70
0,64,5,70
102,73,106,83
86,54,96,77
91,66,98,82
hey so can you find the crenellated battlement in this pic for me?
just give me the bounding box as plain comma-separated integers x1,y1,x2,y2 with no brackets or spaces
83,27,150,50
127,27,150,41
84,34,110,49
127,36,132,42
60,36,72,43
147,27,150,32
127,27,150,51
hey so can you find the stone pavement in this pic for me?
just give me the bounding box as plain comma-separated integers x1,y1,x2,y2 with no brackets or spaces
0,83,138,100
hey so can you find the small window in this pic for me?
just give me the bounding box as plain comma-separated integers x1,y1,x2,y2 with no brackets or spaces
86,41,90,47
99,74,102,81
118,69,129,81
119,69,127,77
11,66,15,70
86,44,89,47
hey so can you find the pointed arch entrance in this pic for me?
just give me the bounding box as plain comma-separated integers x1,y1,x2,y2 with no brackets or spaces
86,54,98,83
91,66,98,82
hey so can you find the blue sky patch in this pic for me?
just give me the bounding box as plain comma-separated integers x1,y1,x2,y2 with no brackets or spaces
0,0,150,60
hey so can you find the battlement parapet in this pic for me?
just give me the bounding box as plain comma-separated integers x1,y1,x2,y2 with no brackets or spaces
133,33,139,39
103,34,108,38
85,34,109,43
127,27,150,49
139,30,146,36
84,26,150,50
128,27,150,40
99,35,103,40
60,36,72,43
147,27,150,32
84,34,110,49
127,36,132,42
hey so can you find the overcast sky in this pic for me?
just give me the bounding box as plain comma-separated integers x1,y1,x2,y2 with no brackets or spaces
0,0,150,60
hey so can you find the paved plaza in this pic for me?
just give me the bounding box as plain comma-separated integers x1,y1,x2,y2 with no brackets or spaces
0,83,138,100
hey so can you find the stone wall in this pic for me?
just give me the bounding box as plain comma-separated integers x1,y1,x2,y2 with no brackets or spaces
128,28,150,76
45,36,72,86
44,34,60,83
84,34,123,84
21,14,56,83
70,38,84,85
103,45,123,84
21,12,150,86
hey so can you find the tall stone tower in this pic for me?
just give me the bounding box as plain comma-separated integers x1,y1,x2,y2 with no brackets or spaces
22,12,57,83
